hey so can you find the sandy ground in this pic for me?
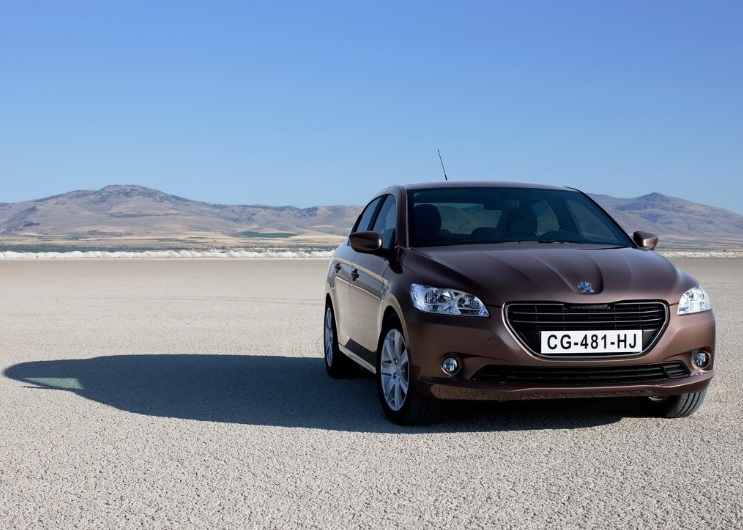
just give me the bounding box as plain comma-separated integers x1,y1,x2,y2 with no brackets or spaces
1,258,741,529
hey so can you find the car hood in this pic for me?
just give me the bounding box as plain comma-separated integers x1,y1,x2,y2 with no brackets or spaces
403,244,696,306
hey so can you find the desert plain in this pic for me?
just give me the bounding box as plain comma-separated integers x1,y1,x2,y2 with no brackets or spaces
1,258,741,529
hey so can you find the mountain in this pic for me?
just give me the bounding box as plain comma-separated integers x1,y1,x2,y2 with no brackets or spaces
589,192,743,248
0,185,360,250
1,185,742,250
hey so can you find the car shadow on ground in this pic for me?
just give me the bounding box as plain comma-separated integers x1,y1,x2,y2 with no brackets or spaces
4,354,638,432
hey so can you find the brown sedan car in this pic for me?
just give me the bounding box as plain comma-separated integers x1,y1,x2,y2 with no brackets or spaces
323,182,715,425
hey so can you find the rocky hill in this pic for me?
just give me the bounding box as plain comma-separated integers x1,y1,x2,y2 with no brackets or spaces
589,192,743,248
1,185,741,250
0,185,360,249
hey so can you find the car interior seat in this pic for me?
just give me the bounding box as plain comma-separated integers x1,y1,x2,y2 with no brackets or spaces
504,207,538,239
413,204,442,246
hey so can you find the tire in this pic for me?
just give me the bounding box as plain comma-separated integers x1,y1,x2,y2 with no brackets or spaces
324,304,358,378
376,317,439,426
637,389,707,418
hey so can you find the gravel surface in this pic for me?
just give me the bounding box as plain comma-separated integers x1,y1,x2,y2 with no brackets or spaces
1,258,741,529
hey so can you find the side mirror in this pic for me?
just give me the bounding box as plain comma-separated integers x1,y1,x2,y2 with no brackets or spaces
349,231,382,254
633,231,658,250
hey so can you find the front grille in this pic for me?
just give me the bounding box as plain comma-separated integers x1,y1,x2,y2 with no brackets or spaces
505,301,668,357
472,362,690,385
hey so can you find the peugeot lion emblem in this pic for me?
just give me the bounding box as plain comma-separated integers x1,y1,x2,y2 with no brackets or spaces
578,281,595,294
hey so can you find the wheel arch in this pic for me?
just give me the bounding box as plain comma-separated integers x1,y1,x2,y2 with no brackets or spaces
378,305,403,349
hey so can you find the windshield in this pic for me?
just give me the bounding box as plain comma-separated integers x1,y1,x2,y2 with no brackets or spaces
408,187,631,248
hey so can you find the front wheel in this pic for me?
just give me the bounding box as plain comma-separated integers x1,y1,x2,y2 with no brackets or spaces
637,389,707,418
376,318,439,425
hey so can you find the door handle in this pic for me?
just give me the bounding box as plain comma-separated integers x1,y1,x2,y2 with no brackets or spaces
351,269,359,280
334,263,341,272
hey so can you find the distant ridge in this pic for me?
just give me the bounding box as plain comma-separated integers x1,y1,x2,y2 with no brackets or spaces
589,192,743,249
1,184,742,250
0,185,360,250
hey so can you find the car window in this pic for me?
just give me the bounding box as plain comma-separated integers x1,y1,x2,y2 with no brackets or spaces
566,199,624,243
371,195,396,249
532,200,560,233
435,203,502,235
352,196,383,233
408,187,630,247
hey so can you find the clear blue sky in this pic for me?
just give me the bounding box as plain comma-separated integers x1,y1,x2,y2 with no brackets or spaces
2,1,741,212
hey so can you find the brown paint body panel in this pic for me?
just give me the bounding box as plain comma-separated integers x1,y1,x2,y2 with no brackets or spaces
325,182,715,403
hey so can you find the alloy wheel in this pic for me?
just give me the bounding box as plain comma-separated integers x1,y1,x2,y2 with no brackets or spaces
379,328,409,411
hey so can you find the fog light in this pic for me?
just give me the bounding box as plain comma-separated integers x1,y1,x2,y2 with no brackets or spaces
441,356,461,376
692,351,711,369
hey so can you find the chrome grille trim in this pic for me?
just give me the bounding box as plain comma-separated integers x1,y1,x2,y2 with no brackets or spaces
504,301,669,358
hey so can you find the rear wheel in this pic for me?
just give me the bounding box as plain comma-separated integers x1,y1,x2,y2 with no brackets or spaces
637,390,707,418
376,318,439,425
324,304,358,378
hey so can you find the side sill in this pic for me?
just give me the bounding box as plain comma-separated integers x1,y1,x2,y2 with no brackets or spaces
339,344,376,374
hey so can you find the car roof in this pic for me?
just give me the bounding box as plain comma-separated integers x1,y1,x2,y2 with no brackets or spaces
368,181,583,208
400,181,573,191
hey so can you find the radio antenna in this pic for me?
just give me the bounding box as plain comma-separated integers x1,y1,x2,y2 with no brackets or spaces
437,149,448,181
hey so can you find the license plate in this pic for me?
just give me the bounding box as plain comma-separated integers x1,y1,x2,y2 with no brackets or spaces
540,330,643,354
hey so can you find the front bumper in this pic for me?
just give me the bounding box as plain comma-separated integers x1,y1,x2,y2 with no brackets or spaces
403,305,715,401
426,369,714,401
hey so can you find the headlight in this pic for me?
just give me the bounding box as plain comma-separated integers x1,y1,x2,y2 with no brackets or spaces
410,284,489,317
678,286,711,315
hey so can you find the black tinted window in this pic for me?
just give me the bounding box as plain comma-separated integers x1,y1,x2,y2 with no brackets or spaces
566,199,623,244
371,195,396,249
408,187,630,247
352,196,383,233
